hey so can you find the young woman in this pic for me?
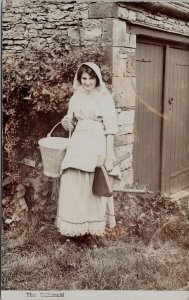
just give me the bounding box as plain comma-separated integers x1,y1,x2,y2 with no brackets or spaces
55,62,120,246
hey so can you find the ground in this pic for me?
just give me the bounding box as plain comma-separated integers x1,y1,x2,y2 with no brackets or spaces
2,193,189,290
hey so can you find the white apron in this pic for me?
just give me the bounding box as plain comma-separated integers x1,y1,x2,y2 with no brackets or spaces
61,119,106,172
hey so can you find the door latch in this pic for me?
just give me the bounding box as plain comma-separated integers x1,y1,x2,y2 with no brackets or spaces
168,97,174,104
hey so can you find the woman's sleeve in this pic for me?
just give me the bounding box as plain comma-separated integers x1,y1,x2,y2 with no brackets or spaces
66,95,75,121
103,95,118,135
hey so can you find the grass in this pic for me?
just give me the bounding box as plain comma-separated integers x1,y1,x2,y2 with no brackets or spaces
2,193,189,290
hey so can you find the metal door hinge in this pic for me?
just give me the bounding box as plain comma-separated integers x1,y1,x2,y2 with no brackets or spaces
176,64,189,67
136,59,151,63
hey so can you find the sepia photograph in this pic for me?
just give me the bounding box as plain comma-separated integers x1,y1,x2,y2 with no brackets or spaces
1,0,189,299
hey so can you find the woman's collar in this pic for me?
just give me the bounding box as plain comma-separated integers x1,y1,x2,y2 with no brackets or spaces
75,85,101,96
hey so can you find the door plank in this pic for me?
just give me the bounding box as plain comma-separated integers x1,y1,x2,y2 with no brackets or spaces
161,45,171,193
168,48,189,193
134,42,164,191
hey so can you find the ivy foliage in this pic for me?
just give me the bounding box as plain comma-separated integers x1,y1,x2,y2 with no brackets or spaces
3,42,111,181
3,40,111,228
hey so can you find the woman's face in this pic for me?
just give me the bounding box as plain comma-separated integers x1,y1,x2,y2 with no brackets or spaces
80,72,97,92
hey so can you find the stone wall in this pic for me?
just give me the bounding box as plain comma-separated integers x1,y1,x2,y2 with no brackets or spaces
88,2,189,189
3,1,189,189
3,0,90,52
117,3,189,35
2,0,135,188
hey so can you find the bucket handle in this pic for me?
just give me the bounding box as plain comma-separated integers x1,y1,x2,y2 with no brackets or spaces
47,122,61,137
47,121,72,139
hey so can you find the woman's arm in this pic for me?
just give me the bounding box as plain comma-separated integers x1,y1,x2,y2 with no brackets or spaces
102,94,118,172
61,115,74,132
61,96,75,131
104,134,114,172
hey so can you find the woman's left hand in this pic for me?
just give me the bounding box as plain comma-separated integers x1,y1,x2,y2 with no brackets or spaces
104,157,114,172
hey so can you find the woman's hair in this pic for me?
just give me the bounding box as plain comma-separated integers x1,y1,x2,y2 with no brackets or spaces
77,64,100,87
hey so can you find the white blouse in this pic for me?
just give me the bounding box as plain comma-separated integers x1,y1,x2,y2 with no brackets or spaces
61,87,120,176
67,88,118,135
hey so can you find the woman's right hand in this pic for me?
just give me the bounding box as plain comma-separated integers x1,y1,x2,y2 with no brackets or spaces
61,115,74,132
104,157,114,172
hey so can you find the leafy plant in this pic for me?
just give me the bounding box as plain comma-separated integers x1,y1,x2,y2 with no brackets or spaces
111,192,189,247
3,38,112,230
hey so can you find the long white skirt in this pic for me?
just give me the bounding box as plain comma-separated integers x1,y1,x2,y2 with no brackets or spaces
55,168,116,237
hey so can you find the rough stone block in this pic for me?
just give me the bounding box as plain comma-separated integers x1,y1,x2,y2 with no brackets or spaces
126,33,136,48
103,18,112,32
3,13,22,23
115,134,134,147
146,16,163,26
27,24,44,30
167,18,175,24
128,11,136,22
118,7,129,20
115,144,133,158
58,4,74,10
21,16,33,24
68,28,80,46
12,0,25,7
102,18,113,45
48,11,69,21
113,178,125,190
136,12,146,22
61,19,77,25
89,3,118,19
122,168,134,187
80,27,102,45
154,16,163,21
126,51,136,77
2,0,9,9
112,19,127,47
4,26,26,40
37,16,47,21
35,37,46,44
75,3,89,10
115,135,126,147
80,9,89,20
14,40,28,45
119,155,133,171
3,39,14,45
182,27,189,34
177,20,185,26
40,29,57,36
25,7,35,14
14,7,25,13
73,9,89,20
37,0,70,3
163,23,174,30
46,4,57,11
118,124,134,135
43,23,57,29
112,47,127,77
81,28,102,38
102,47,113,65
28,38,46,49
126,48,135,53
10,46,23,51
112,77,136,108
115,145,133,171
28,29,38,38
82,19,102,29
117,110,135,126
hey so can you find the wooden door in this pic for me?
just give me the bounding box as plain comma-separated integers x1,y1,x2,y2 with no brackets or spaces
133,42,164,192
134,40,189,194
162,47,189,194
